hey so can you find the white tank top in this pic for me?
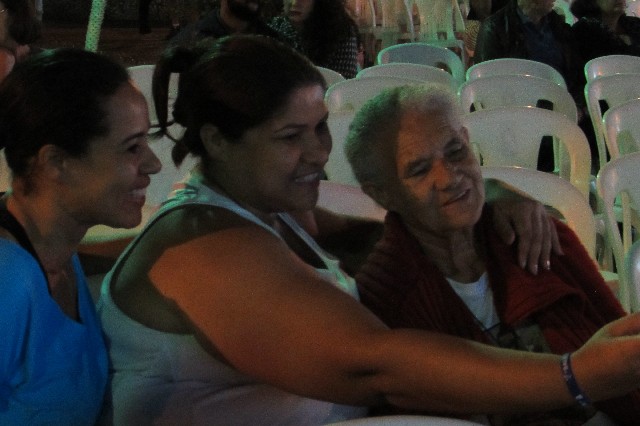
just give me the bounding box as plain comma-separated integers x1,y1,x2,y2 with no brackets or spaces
98,172,366,425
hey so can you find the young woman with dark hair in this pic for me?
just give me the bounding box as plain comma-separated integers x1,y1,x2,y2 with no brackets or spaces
0,48,161,424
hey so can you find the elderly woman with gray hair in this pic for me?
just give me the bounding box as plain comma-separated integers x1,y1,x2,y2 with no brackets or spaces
346,84,640,425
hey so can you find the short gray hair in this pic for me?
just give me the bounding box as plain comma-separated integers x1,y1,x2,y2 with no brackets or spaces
345,84,462,187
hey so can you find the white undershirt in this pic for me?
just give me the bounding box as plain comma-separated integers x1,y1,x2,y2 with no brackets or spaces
447,272,499,330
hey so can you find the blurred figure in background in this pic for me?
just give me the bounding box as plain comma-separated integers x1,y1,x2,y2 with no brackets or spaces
168,0,280,47
0,0,40,82
270,0,359,78
571,0,640,62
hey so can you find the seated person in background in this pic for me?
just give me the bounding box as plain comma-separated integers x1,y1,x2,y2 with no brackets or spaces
474,0,584,104
269,0,359,78
98,34,640,425
474,0,595,172
347,83,640,425
0,0,40,82
168,0,280,47
571,0,640,63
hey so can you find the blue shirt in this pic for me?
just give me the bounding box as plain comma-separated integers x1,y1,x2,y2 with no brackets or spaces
0,240,107,425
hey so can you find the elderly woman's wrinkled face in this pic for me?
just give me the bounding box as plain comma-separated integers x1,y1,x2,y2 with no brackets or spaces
381,110,484,236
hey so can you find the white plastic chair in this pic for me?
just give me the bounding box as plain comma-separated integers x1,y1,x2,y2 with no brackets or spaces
482,166,596,258
372,0,416,48
464,106,592,200
465,58,567,89
584,55,640,82
127,65,179,127
624,240,640,298
316,179,386,222
326,111,359,185
357,63,457,92
596,152,640,311
414,0,466,42
325,75,423,113
584,73,640,170
603,98,640,160
376,42,466,87
458,74,578,122
317,66,346,87
327,415,483,425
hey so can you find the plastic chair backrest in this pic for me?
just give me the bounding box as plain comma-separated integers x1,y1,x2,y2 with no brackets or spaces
624,240,640,303
325,75,423,113
325,111,359,185
482,166,596,259
357,63,457,92
83,124,197,243
553,0,577,24
414,0,454,40
603,98,640,160
584,73,640,169
316,180,386,222
596,152,640,311
370,0,416,48
376,42,465,86
464,106,592,199
317,66,346,87
327,414,484,425
584,54,640,82
127,65,179,127
465,58,567,89
458,74,578,122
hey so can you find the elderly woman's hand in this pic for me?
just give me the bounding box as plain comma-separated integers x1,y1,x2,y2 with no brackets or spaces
488,182,563,275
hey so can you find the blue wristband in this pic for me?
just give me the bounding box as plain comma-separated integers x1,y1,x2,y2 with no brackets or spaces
561,352,591,407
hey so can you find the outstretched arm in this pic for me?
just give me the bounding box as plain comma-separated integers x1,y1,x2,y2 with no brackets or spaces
150,222,640,415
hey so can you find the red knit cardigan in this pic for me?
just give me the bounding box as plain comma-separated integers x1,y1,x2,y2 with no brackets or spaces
356,206,640,424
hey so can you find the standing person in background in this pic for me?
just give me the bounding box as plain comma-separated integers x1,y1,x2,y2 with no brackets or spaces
270,0,359,78
98,34,640,425
0,48,161,424
571,0,640,63
0,0,40,82
168,0,280,47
